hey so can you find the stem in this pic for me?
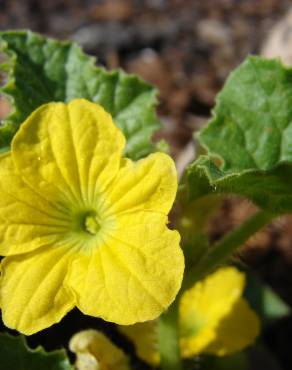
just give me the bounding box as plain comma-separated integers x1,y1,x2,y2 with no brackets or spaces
158,300,182,370
183,210,275,291
158,210,275,370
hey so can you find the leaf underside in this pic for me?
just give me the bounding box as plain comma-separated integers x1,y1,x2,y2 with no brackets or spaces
188,56,292,214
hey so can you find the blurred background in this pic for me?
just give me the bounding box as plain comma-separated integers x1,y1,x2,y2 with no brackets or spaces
1,1,292,369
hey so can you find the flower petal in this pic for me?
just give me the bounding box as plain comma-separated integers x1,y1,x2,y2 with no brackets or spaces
105,152,177,216
69,330,130,370
67,212,184,324
205,298,260,356
0,246,75,334
0,153,70,256
12,99,125,207
119,269,258,362
179,267,245,357
118,322,160,366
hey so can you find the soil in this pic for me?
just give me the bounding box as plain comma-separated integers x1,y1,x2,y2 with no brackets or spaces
1,1,292,369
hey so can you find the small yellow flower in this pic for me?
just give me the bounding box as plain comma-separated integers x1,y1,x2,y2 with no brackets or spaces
180,267,259,357
69,329,130,370
0,99,184,335
119,267,260,365
119,320,160,366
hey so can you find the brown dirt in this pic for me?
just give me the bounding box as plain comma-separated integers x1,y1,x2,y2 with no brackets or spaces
1,1,292,369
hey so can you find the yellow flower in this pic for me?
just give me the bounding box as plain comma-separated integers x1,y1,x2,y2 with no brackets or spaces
119,267,260,365
179,267,259,357
69,329,130,370
0,99,184,335
119,320,160,366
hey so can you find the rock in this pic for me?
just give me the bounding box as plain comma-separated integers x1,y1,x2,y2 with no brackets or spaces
197,19,231,47
262,7,292,65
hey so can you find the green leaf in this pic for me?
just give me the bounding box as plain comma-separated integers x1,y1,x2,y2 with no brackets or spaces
187,155,292,213
0,30,161,160
0,333,72,370
182,233,209,271
245,273,290,324
181,233,209,292
188,56,292,213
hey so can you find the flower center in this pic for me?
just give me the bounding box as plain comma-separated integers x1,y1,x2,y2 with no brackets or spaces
83,212,101,235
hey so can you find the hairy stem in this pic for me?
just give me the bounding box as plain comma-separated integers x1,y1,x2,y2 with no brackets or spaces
183,210,275,291
158,210,275,370
158,300,182,370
